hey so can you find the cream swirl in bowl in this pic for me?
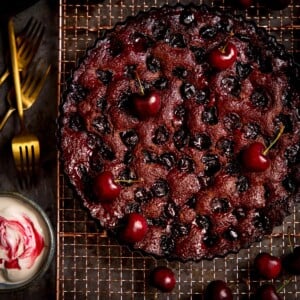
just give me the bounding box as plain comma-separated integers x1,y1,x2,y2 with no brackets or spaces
0,193,55,289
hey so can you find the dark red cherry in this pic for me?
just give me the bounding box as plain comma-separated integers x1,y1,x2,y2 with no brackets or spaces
204,280,233,300
208,42,237,70
242,142,270,172
133,91,161,120
150,266,176,292
93,171,121,202
120,213,148,243
283,246,300,274
234,0,254,8
132,33,151,52
261,0,291,10
254,252,282,279
255,284,282,300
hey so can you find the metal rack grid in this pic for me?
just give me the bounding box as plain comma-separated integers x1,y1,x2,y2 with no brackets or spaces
57,1,300,299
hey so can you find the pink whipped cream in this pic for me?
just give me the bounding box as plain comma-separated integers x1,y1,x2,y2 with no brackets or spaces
0,195,48,283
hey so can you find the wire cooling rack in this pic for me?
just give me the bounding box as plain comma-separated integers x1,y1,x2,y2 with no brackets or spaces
57,1,300,299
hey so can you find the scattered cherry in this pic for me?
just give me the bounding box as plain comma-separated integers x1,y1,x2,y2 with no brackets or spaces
119,212,148,243
93,171,121,202
242,125,285,172
261,0,291,10
150,266,176,292
133,91,161,120
283,246,300,275
204,280,233,300
255,284,282,300
235,0,254,8
254,252,282,279
208,42,237,70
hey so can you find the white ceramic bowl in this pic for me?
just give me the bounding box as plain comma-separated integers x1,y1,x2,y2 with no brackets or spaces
0,192,55,291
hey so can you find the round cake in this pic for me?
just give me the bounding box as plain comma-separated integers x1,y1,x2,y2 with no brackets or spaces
59,4,300,261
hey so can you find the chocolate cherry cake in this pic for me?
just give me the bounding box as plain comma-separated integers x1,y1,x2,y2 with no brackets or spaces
59,4,300,261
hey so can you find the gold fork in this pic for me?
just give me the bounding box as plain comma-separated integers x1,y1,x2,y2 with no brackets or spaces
8,18,41,187
0,60,51,131
0,17,44,86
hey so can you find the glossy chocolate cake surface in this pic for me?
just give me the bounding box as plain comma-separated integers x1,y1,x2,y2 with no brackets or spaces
59,4,300,260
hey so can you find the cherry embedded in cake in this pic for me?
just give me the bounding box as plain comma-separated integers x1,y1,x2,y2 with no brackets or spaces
93,171,121,202
58,4,300,261
132,91,162,120
119,212,148,243
208,41,237,70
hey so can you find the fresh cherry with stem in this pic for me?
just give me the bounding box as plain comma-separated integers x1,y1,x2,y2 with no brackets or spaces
242,125,285,172
132,72,161,120
208,38,237,70
93,171,139,202
254,277,292,300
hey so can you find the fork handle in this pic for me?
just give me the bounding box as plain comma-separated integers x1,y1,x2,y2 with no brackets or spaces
0,108,14,131
0,69,9,86
8,18,24,128
0,36,27,87
0,66,24,87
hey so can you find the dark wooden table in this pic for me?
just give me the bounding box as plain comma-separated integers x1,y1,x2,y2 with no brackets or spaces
0,0,58,299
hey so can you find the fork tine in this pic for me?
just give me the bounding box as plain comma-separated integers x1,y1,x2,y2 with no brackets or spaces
15,17,33,47
19,146,31,188
30,144,38,185
21,59,41,95
21,61,39,94
18,18,39,56
18,17,34,39
21,23,45,62
25,146,30,174
17,146,27,188
22,60,51,98
16,17,34,47
34,64,50,96
30,140,40,185
29,64,51,98
29,22,45,49
23,62,42,97
14,142,38,188
26,145,35,183
18,19,45,67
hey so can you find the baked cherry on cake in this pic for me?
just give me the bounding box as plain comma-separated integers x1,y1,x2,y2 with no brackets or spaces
58,4,300,261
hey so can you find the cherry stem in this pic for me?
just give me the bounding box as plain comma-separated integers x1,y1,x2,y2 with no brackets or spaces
115,179,141,184
219,43,228,54
276,276,293,293
219,31,235,53
134,71,145,95
287,226,294,252
263,125,285,156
